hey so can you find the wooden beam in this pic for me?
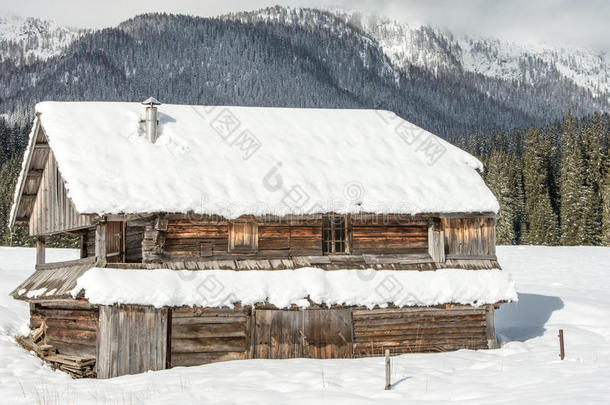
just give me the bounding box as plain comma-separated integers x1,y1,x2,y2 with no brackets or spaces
95,223,107,260
33,144,49,150
36,236,46,266
26,169,43,178
9,116,41,230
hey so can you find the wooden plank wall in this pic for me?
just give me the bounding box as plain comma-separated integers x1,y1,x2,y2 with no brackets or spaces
253,309,353,359
125,222,145,263
351,216,428,255
442,217,496,259
30,303,98,358
29,150,91,236
26,303,494,377
97,305,168,379
303,309,353,359
351,306,489,356
162,217,429,260
253,310,304,359
170,307,249,366
163,219,323,259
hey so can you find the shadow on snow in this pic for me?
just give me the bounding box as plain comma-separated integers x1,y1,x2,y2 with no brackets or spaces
495,293,564,342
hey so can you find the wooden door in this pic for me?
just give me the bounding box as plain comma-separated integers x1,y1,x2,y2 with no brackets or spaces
253,309,353,359
97,305,168,378
304,309,353,358
105,221,125,262
253,310,303,359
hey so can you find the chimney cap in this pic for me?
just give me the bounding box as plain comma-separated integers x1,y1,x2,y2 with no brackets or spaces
142,97,161,106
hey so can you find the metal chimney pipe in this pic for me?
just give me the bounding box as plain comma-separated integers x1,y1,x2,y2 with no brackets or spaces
141,97,161,143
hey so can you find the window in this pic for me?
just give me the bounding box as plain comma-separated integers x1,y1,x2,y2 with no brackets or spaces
228,221,258,253
322,215,347,254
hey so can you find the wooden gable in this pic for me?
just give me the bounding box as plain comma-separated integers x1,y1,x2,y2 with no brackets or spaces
11,120,92,236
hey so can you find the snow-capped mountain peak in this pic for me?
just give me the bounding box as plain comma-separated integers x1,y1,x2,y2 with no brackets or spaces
0,14,84,65
358,14,609,99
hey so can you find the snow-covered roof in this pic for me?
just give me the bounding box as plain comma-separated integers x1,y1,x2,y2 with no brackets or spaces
72,267,517,309
17,101,498,218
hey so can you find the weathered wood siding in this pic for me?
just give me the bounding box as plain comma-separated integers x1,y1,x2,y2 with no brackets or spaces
163,220,324,259
162,217,431,260
351,216,428,255
97,305,168,379
11,257,97,300
30,303,98,358
252,309,353,359
253,310,304,359
442,217,496,259
24,303,496,377
125,222,145,263
171,305,490,367
29,150,91,236
352,306,489,356
104,221,124,263
169,307,249,367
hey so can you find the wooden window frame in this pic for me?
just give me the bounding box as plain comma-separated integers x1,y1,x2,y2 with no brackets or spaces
228,220,259,253
322,214,349,255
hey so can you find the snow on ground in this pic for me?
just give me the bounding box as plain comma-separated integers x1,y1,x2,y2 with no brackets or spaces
1,246,609,404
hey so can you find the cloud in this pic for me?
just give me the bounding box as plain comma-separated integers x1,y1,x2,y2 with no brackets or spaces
1,0,608,52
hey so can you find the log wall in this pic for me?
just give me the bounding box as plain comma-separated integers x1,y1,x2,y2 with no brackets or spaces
351,216,428,255
352,306,490,356
169,307,250,367
162,216,430,260
30,302,98,358
168,304,494,368
25,302,498,378
163,220,324,259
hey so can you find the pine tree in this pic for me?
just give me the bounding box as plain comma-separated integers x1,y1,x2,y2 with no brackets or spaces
581,116,604,245
0,157,24,245
484,149,517,244
602,151,610,246
522,128,559,244
559,111,586,245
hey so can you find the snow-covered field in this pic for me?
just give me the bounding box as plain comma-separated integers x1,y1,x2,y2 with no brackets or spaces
1,246,609,404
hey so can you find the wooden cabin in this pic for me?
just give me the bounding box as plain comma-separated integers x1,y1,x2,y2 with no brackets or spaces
9,99,514,379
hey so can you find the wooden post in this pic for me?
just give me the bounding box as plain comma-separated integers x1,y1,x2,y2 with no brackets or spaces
486,304,498,349
80,233,87,259
95,223,107,260
558,329,565,360
428,220,445,263
385,349,391,390
35,236,45,266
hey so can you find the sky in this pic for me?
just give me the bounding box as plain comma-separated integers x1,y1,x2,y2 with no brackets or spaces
1,0,609,52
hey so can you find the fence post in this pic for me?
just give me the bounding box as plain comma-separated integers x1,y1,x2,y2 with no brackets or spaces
385,349,391,390
558,329,565,360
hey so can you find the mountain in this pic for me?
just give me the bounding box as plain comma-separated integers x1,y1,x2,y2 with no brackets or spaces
0,15,84,66
0,7,608,160
227,7,608,118
356,14,609,101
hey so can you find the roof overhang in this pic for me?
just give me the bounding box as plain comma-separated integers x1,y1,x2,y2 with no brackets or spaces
9,114,43,229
